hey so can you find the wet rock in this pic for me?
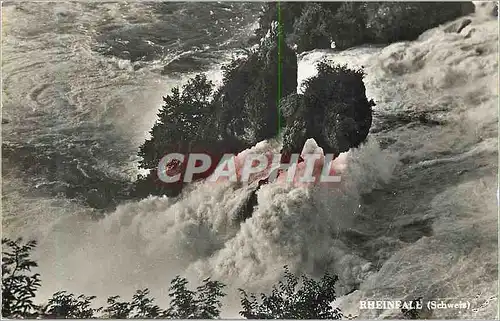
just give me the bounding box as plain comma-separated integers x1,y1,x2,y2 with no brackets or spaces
456,18,472,34
231,184,260,223
444,18,472,34
162,56,208,74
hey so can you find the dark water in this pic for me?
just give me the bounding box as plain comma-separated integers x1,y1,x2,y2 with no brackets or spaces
93,2,261,63
2,2,262,215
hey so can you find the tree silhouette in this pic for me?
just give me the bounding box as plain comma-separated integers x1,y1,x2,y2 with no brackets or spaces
2,238,344,319
1,238,41,318
239,266,342,319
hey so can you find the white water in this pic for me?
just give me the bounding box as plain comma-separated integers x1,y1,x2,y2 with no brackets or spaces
2,3,498,319
2,1,242,235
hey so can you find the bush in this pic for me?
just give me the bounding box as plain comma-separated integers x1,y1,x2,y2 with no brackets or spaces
281,62,374,156
239,266,342,319
2,238,342,319
165,276,226,319
2,238,41,318
41,292,102,318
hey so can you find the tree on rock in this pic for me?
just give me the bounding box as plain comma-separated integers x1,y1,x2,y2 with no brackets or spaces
213,21,297,145
281,62,374,157
136,74,218,197
136,22,298,197
245,22,297,142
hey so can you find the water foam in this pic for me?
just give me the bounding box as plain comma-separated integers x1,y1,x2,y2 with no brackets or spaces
32,137,397,309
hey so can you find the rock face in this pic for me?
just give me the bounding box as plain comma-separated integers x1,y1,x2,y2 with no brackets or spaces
280,63,374,157
232,184,260,223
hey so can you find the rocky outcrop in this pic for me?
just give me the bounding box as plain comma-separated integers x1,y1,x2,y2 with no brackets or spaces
212,22,297,145
444,18,472,34
280,63,374,157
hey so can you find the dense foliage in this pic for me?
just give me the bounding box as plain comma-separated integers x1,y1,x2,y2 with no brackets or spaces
135,2,474,197
288,2,343,52
134,1,473,196
135,23,297,197
212,23,297,143
2,238,342,319
1,238,40,318
135,74,229,198
281,62,374,157
239,266,342,319
363,2,475,44
135,44,374,197
253,2,306,43
257,2,475,52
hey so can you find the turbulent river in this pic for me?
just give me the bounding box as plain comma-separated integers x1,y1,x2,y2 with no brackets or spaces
2,2,498,319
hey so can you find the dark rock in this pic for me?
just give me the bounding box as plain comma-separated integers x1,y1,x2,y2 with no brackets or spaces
162,56,208,74
133,63,144,71
281,62,374,156
456,18,472,34
232,185,260,223
443,18,472,34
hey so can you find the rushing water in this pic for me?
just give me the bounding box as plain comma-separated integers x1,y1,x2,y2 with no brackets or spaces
2,2,498,319
2,1,260,213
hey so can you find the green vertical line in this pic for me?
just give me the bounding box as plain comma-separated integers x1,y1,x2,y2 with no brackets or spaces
277,0,283,135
